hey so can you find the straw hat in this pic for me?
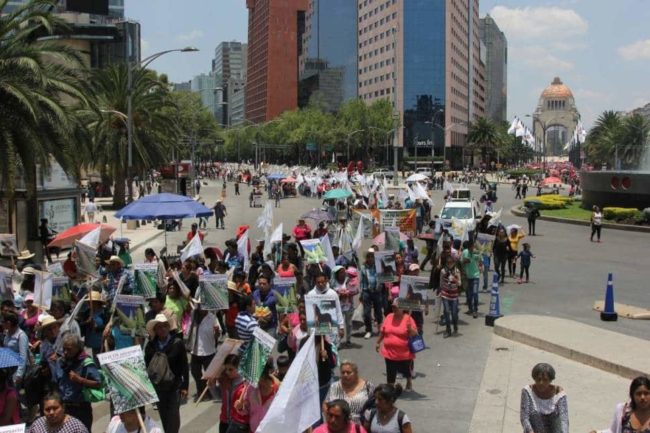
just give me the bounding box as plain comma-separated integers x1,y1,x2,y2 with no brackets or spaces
105,255,124,266
146,313,170,335
39,315,61,329
17,250,35,260
21,266,36,275
408,264,420,272
87,291,106,303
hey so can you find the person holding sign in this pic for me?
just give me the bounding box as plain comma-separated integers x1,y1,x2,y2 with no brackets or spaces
306,273,345,341
106,407,162,433
187,305,221,402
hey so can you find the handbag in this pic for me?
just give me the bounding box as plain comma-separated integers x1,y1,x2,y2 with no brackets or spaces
408,333,426,353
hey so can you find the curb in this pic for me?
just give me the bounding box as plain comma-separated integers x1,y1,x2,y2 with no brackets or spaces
493,320,648,379
510,205,650,233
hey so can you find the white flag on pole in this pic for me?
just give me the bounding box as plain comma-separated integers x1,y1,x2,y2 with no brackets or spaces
255,332,320,433
269,223,283,244
237,229,250,272
256,201,274,237
507,117,518,135
320,235,336,269
515,120,526,137
79,225,102,249
352,216,364,251
33,270,53,310
180,232,203,263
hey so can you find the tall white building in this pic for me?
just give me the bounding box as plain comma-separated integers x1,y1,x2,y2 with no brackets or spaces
212,41,247,126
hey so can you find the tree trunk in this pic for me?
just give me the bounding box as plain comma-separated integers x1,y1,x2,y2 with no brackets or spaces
113,168,126,209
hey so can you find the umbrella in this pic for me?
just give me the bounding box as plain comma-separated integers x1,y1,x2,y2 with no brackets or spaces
406,173,428,182
115,193,213,220
0,347,23,369
47,223,116,248
373,231,409,245
323,188,352,200
541,176,562,186
280,176,297,183
266,173,286,180
204,247,223,260
301,208,331,222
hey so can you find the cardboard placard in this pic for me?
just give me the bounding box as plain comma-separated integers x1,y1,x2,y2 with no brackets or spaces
398,275,429,311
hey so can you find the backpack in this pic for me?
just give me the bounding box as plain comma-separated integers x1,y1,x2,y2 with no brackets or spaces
81,357,106,403
368,409,405,433
146,351,176,390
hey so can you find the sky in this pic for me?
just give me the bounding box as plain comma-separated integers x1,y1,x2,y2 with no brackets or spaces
126,0,650,128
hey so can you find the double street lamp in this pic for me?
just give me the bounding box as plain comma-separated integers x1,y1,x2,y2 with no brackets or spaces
126,47,198,199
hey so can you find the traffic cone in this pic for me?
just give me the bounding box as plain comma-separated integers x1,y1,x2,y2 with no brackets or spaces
600,273,618,322
485,273,503,327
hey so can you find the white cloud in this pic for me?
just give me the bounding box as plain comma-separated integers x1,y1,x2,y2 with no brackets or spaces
618,39,650,61
573,88,608,102
516,46,575,72
490,6,588,40
177,29,204,42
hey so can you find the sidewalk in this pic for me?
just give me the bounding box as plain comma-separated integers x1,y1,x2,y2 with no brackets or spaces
470,315,649,433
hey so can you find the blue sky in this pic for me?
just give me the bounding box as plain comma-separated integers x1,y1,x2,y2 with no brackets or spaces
126,0,650,128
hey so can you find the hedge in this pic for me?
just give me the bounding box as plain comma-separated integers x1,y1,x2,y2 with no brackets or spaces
506,168,543,177
524,195,572,210
603,207,642,221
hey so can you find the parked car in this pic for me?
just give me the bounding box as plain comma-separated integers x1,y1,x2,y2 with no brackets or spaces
371,168,394,179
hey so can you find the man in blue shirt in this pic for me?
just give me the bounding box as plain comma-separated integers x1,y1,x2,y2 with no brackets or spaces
252,275,277,337
360,250,383,339
104,256,133,304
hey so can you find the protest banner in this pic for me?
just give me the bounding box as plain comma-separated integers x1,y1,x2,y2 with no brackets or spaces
374,250,398,284
239,327,276,385
255,332,320,433
0,234,18,257
202,338,244,380
97,345,158,414
299,238,327,265
113,295,147,338
52,277,72,304
380,209,416,236
305,294,339,335
398,275,429,311
198,274,229,310
33,270,53,310
475,233,494,256
0,424,26,433
133,263,158,299
273,277,298,315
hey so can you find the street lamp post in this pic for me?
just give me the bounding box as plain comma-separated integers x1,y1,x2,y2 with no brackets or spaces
346,129,364,162
126,47,198,201
369,127,395,166
253,118,282,170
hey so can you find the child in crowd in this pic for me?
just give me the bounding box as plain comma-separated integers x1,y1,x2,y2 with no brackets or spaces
517,243,535,284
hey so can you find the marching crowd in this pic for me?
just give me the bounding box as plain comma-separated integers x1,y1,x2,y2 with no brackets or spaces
0,167,643,433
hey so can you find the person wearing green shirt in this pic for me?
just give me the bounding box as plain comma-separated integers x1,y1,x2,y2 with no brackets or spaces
462,242,483,318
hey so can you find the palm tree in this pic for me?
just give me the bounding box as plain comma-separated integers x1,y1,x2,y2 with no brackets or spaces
618,114,650,169
82,64,180,208
467,117,501,165
585,110,622,167
0,0,89,245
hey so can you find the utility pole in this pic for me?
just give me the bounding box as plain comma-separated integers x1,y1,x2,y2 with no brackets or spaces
392,27,400,185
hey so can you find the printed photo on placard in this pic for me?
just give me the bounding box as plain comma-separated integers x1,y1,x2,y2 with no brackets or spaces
0,234,18,257
52,277,72,304
299,239,327,264
305,294,338,335
113,294,147,338
198,274,229,310
273,277,298,314
374,250,397,284
133,263,159,299
398,275,429,311
475,233,494,256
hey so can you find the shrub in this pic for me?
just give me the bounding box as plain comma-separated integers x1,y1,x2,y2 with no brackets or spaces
506,168,543,177
523,195,572,210
603,207,642,221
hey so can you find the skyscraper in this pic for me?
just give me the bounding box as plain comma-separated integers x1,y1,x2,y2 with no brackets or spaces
245,0,309,123
3,0,123,17
212,41,248,126
191,72,221,119
480,14,507,123
357,0,486,168
298,0,358,111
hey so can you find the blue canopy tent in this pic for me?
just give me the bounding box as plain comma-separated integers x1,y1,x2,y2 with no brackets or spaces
115,193,213,248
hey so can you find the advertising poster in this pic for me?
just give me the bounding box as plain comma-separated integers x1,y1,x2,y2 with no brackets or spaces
39,198,76,233
113,295,146,338
398,275,429,311
198,274,229,311
0,234,18,257
305,294,338,335
374,250,397,284
133,263,158,299
97,345,159,414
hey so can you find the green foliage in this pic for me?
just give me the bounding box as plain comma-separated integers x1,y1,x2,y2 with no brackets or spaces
506,169,543,177
602,207,642,221
585,111,650,169
539,201,592,221
524,195,572,210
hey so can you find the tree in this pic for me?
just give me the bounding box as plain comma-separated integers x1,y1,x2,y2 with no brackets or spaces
467,117,501,165
82,64,180,207
0,0,90,248
585,110,622,167
617,114,649,169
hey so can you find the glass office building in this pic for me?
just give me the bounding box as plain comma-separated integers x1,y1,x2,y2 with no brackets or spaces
402,1,446,158
299,0,358,111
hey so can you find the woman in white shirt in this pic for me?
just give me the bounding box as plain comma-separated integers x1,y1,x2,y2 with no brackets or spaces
187,305,221,401
106,407,162,433
591,205,603,242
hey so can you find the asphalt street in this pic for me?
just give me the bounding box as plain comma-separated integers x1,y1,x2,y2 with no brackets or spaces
98,175,650,433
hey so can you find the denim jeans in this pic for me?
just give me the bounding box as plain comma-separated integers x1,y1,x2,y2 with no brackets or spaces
482,257,491,290
362,290,384,333
466,278,479,313
442,298,459,332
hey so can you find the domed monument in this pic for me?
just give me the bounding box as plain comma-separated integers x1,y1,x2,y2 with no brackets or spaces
532,77,580,157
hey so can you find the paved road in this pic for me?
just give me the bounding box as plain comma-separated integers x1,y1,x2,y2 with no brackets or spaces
87,176,649,432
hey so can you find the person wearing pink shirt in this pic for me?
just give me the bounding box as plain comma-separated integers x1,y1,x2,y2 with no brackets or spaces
314,400,367,433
